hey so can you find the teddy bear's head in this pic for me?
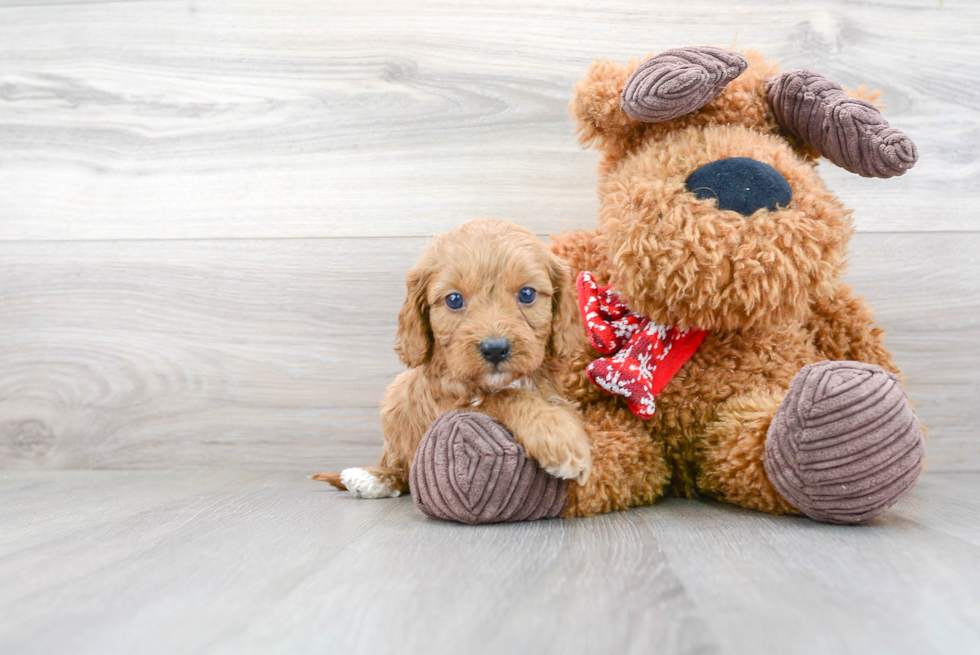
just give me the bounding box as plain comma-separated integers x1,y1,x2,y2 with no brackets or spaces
570,47,917,331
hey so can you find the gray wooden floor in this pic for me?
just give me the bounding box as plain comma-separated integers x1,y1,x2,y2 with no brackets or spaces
2,470,979,655
3,2,980,653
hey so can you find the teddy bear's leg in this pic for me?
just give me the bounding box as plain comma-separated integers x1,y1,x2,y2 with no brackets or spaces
409,410,571,524
409,404,671,523
698,390,800,515
765,361,925,523
561,401,672,518
700,361,926,523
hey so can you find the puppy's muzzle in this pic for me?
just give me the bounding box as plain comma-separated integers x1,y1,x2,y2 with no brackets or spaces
479,337,511,365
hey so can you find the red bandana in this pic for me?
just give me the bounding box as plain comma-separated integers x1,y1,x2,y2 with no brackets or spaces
576,271,708,419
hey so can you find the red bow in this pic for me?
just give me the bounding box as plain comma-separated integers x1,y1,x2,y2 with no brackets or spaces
576,271,708,419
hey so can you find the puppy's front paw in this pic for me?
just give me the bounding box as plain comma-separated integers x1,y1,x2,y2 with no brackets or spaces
543,447,592,486
525,427,592,486
339,468,402,499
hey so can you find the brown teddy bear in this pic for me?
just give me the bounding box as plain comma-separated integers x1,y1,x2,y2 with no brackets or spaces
409,47,926,525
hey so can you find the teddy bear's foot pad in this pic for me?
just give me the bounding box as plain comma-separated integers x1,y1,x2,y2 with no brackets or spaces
409,410,569,524
765,361,925,524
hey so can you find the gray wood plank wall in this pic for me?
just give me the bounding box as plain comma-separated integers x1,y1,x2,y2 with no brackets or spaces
2,0,978,471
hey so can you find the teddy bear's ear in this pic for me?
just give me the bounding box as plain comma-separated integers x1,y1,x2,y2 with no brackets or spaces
568,57,640,151
621,47,747,122
768,70,918,178
570,47,748,159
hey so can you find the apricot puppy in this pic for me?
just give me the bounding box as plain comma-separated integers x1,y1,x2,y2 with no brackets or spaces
314,219,591,498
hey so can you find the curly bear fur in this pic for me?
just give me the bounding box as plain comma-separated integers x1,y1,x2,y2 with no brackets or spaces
550,49,920,519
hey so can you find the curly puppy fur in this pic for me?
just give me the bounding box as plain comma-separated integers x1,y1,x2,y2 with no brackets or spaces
314,219,591,495
552,49,916,518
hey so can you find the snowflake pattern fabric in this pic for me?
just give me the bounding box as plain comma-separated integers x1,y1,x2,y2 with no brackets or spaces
576,271,708,419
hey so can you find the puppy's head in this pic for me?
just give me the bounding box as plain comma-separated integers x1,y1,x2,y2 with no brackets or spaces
395,220,579,390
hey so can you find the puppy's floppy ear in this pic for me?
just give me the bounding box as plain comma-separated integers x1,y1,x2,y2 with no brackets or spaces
546,254,581,362
395,261,433,368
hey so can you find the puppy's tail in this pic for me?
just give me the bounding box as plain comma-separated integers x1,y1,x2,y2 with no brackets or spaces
311,471,346,489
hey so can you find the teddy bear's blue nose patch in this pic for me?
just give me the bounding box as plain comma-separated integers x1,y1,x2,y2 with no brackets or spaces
685,157,792,216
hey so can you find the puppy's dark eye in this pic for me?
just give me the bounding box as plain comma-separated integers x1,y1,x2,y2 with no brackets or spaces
518,287,537,305
445,293,465,310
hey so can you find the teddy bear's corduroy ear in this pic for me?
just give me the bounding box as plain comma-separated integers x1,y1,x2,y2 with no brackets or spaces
568,58,640,151
768,70,918,178
622,47,747,123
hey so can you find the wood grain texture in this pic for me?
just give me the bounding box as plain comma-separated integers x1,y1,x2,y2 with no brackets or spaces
2,3,977,651
897,471,980,547
1,0,978,473
1,232,978,471
0,470,978,655
0,0,978,239
638,474,980,655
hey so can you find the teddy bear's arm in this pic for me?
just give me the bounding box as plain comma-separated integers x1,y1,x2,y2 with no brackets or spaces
807,281,900,375
549,228,620,285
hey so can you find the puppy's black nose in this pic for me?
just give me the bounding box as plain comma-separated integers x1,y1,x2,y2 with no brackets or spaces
479,338,511,365
685,157,792,216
